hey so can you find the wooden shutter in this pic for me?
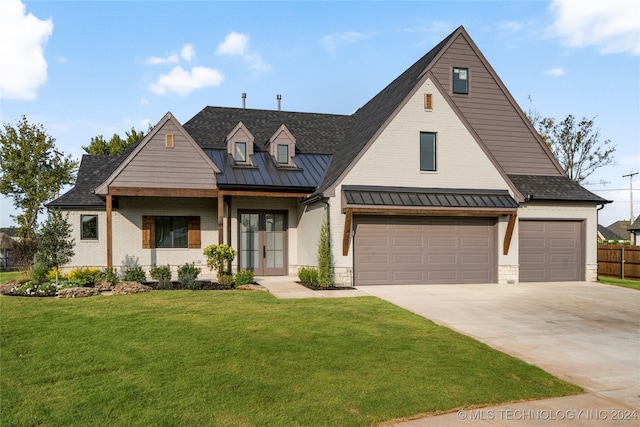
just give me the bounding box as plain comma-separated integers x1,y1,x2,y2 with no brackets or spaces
424,93,433,110
188,216,201,248
142,216,155,249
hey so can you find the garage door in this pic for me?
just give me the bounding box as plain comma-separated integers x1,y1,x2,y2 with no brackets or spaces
519,220,583,282
354,216,496,285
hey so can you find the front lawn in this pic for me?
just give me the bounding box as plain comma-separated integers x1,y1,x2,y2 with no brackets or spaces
0,270,21,284
1,291,581,426
597,276,640,291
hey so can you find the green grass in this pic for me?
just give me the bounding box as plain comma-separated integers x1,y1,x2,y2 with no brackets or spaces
0,270,22,284
598,276,640,290
1,291,581,426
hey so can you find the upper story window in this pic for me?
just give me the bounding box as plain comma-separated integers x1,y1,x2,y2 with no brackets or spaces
453,67,469,94
420,132,436,172
235,142,247,162
81,215,98,240
277,144,289,164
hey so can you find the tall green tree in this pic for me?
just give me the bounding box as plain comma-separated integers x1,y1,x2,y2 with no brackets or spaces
0,116,78,239
526,100,616,183
36,208,74,284
83,126,151,156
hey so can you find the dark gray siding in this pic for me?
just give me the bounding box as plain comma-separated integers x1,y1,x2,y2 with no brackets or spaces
431,34,563,176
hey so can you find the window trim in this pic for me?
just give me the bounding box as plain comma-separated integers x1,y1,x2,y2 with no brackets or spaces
420,132,437,172
80,214,98,240
453,67,469,95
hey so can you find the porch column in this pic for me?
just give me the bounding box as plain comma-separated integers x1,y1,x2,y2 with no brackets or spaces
106,194,113,268
218,193,224,244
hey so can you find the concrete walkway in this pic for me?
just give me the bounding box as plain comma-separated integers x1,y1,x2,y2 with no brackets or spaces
255,278,640,426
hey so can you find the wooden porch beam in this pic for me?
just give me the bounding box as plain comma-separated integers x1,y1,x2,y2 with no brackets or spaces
109,186,218,198
106,194,113,269
343,208,353,256
503,212,517,255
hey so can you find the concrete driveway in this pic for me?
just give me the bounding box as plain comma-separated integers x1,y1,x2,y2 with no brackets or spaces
361,281,640,412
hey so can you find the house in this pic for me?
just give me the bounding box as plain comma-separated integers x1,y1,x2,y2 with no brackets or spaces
0,227,18,270
597,224,624,243
628,216,640,245
605,220,631,243
48,26,609,284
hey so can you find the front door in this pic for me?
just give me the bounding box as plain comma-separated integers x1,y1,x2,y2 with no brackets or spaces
239,211,288,276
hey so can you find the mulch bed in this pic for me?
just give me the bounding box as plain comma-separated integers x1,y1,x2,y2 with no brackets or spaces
297,281,355,291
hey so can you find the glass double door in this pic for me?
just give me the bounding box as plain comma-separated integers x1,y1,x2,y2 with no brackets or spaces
239,211,287,276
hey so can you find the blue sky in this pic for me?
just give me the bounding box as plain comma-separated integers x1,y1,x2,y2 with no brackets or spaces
1,0,639,228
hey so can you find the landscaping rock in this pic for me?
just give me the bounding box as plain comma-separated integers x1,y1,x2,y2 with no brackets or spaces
236,284,267,292
58,287,101,298
111,281,152,295
0,281,17,295
94,281,114,292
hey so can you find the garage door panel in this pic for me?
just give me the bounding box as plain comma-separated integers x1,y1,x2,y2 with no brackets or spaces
519,220,583,282
354,216,496,285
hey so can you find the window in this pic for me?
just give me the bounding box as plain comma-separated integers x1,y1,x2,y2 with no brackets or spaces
165,134,174,149
234,142,247,162
453,67,469,94
81,215,98,240
420,132,436,171
277,144,289,164
155,216,188,248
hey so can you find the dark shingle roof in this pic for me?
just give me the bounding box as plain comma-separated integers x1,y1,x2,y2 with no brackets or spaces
314,28,458,194
607,220,631,239
342,186,518,209
598,224,624,241
47,154,122,208
629,215,640,231
507,175,610,204
184,107,354,154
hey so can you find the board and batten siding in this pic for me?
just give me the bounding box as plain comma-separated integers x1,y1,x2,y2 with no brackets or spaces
431,34,562,176
110,120,217,189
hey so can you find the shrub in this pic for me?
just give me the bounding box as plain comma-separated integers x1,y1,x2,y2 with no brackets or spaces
203,244,236,279
178,262,201,289
298,266,319,286
150,264,172,281
155,279,173,290
45,267,67,282
317,218,333,288
30,262,50,284
234,270,254,287
218,274,234,287
123,265,146,282
67,267,100,287
11,280,71,297
96,268,119,286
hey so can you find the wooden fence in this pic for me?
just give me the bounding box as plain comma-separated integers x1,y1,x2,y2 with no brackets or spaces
597,245,640,279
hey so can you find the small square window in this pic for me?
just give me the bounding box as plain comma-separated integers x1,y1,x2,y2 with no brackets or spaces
420,132,436,172
81,215,98,240
235,142,247,162
277,144,289,164
453,67,469,94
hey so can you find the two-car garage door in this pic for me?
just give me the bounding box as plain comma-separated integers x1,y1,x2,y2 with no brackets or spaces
354,216,496,285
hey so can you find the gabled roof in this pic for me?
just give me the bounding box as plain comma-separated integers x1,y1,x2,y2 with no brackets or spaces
628,215,640,231
607,220,631,240
598,224,624,241
184,107,354,154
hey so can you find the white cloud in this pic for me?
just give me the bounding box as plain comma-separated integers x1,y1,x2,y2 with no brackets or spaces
498,21,524,33
548,0,640,55
544,67,565,76
216,32,270,72
0,0,53,100
320,31,365,53
216,32,249,56
149,66,224,95
181,44,195,62
146,53,179,65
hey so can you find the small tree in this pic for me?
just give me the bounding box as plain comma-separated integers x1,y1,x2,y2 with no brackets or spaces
203,244,236,280
317,218,333,288
35,209,74,284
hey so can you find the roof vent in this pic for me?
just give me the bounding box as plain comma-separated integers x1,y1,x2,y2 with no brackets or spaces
242,92,246,109
277,94,282,111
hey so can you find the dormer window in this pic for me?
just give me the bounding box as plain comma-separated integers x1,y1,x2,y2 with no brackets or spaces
267,124,296,167
235,142,247,162
277,144,289,164
226,122,254,165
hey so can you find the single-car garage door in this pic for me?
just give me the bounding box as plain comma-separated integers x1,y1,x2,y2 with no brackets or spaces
354,216,496,285
519,220,584,282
